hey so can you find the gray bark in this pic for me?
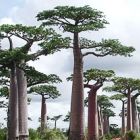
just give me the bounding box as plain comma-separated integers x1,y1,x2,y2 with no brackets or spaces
98,106,103,137
16,63,28,140
40,95,46,134
8,63,19,140
69,33,85,140
131,97,139,132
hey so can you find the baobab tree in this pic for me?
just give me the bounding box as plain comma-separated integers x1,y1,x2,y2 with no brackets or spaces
131,93,140,133
37,5,135,140
104,77,140,133
83,68,115,140
0,24,69,140
110,94,126,138
51,115,62,129
29,85,61,134
97,95,115,136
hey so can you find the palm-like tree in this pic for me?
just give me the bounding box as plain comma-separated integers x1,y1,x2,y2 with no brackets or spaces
51,115,62,129
110,94,126,137
29,85,60,133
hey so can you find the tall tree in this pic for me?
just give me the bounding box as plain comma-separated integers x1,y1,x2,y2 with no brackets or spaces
131,94,140,133
83,68,114,140
37,5,135,140
104,77,140,133
97,95,115,136
0,24,69,140
110,94,126,138
29,85,61,134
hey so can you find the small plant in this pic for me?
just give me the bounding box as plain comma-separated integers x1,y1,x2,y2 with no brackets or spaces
126,131,137,140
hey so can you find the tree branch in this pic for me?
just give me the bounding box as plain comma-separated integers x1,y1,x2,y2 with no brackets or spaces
82,51,110,57
84,84,92,89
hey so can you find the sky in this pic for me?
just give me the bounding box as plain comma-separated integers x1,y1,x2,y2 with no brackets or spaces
0,0,140,130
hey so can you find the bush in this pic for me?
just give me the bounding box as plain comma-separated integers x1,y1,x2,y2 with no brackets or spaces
126,131,137,140
134,134,140,140
29,128,40,140
29,128,67,140
0,129,7,140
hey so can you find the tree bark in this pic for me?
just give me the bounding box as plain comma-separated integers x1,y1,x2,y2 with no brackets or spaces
103,115,110,135
122,100,126,139
16,64,28,140
69,33,84,140
98,106,104,137
88,91,98,140
40,95,46,133
127,89,132,131
131,97,139,132
8,63,19,140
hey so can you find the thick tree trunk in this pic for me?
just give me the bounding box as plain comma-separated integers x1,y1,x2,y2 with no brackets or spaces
88,91,98,140
122,101,125,139
127,89,132,131
131,97,139,132
103,115,109,135
17,65,28,140
98,106,104,137
8,63,19,140
69,33,84,140
40,96,46,133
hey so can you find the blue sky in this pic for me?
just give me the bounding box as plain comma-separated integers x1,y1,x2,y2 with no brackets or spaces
0,0,24,17
1,0,140,129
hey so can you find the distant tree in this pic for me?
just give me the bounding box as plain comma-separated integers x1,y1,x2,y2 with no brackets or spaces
97,95,115,135
83,68,114,140
51,115,62,129
110,94,126,137
104,77,140,132
37,5,135,140
29,85,61,134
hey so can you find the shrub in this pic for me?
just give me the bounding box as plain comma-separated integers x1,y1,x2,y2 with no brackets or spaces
126,131,137,140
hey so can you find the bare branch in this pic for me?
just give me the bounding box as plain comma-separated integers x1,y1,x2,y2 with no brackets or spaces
82,51,110,57
84,84,92,89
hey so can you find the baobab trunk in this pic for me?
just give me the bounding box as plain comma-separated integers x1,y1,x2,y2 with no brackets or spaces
98,106,104,137
122,101,125,139
88,91,98,140
8,63,19,140
69,33,84,140
131,97,139,132
103,115,109,135
16,64,28,140
127,89,132,131
40,95,46,133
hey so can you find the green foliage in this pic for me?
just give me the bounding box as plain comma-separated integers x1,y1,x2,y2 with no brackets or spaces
83,68,115,83
134,134,140,140
37,5,108,33
109,124,121,138
104,77,140,94
29,128,40,140
80,37,135,57
29,128,67,140
63,112,70,122
97,95,114,109
29,85,60,99
0,24,70,68
0,86,9,97
110,94,126,101
126,131,137,140
24,65,62,87
0,129,7,140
